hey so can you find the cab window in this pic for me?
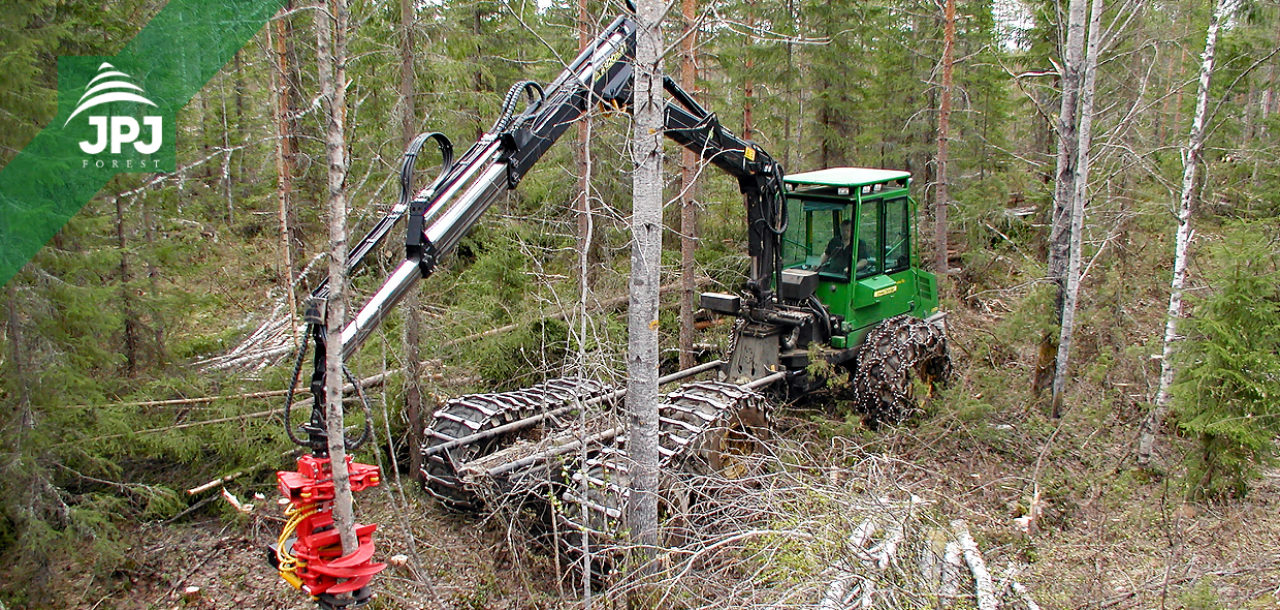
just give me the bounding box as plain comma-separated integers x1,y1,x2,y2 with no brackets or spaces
856,198,882,279
782,200,853,283
884,197,910,274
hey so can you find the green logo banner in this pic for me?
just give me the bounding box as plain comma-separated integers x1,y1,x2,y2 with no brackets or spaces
0,0,288,288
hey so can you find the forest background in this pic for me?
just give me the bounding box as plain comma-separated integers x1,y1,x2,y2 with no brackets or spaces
1,0,1278,607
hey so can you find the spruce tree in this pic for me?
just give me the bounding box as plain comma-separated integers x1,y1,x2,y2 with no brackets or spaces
1173,223,1280,499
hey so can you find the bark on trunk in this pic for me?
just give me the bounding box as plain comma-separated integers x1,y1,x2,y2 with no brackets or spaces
115,196,138,374
934,0,955,277
1051,0,1105,417
1137,0,1236,465
1035,0,1088,397
141,194,165,361
678,0,699,370
270,6,299,347
742,0,755,140
6,282,29,409
399,0,424,480
626,0,665,576
575,0,595,288
317,0,359,558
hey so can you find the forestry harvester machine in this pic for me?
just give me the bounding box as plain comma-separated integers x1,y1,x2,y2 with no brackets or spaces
270,9,949,608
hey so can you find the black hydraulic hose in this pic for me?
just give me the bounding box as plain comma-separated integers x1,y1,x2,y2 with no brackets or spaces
342,364,375,452
808,294,834,340
400,131,455,209
283,324,314,447
282,325,374,452
489,80,546,134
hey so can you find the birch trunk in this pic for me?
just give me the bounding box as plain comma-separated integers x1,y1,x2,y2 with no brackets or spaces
1035,0,1087,397
269,5,299,347
678,0,699,370
626,0,665,572
934,0,955,277
317,0,359,557
1051,0,1105,417
1137,0,1237,465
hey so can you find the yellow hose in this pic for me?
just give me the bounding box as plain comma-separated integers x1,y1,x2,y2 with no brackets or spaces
276,502,317,585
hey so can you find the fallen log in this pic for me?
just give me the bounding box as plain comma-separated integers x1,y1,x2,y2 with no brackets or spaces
819,518,877,610
952,520,998,610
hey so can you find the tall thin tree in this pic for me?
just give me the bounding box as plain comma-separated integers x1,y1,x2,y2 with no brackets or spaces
1137,0,1239,465
626,0,665,576
678,0,699,370
934,0,955,277
575,0,593,286
1035,0,1088,398
399,0,425,479
317,0,359,558
1051,0,1105,416
269,3,299,347
115,196,139,374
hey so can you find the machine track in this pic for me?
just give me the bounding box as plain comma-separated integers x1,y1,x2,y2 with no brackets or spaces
851,314,951,428
420,377,614,509
555,381,773,577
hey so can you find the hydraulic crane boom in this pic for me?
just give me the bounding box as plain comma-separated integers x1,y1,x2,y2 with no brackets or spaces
325,15,785,370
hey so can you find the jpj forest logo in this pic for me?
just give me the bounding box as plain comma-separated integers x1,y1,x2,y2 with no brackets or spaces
58,58,176,172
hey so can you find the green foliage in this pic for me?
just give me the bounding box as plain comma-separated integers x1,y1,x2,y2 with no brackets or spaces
472,318,571,388
1178,577,1226,610
1172,223,1280,499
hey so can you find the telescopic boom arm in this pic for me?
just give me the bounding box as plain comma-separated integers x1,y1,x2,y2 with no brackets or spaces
291,13,787,449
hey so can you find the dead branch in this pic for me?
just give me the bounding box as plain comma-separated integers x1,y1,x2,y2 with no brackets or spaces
187,449,297,495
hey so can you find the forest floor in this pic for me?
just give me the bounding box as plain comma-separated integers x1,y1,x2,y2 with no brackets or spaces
43,310,1280,609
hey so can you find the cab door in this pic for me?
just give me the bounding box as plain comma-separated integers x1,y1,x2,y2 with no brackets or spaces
848,196,912,329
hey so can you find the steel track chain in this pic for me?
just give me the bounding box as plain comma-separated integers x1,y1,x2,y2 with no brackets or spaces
554,380,773,577
420,377,614,509
850,314,952,427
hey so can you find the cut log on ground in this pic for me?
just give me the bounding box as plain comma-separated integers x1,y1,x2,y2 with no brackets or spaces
952,519,998,610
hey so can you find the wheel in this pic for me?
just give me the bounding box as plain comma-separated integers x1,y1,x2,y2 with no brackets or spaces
851,314,951,428
555,381,774,580
420,377,612,509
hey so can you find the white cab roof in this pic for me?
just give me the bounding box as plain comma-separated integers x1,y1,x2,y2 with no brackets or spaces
784,167,911,188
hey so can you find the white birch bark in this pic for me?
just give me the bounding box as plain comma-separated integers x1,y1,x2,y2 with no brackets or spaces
1036,0,1087,396
1051,0,1105,415
952,520,997,610
317,0,359,557
626,0,665,568
1137,0,1238,465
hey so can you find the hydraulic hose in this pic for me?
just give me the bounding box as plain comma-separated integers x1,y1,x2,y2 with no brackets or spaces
489,80,546,134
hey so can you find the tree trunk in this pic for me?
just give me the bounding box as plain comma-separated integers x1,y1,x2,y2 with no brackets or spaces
575,0,595,287
1034,0,1088,398
742,0,755,140
6,281,29,410
141,193,166,363
1137,0,1236,466
317,0,359,558
678,0,698,370
627,0,664,578
270,5,299,347
115,196,139,374
934,0,955,277
398,0,424,480
1051,0,1105,417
